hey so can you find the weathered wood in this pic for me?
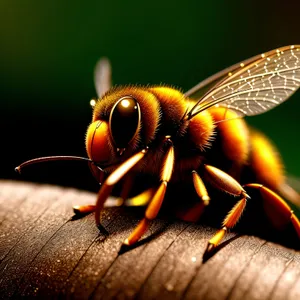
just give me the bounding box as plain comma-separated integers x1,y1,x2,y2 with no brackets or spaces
0,180,299,299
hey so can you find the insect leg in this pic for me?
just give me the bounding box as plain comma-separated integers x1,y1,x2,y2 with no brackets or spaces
73,190,152,214
73,185,152,217
125,188,155,207
205,180,300,254
203,164,250,198
94,148,148,228
176,171,209,223
123,182,167,246
73,172,136,217
206,197,247,253
118,173,135,205
73,205,96,215
72,162,107,216
123,141,175,246
192,171,210,206
244,184,300,239
203,164,250,253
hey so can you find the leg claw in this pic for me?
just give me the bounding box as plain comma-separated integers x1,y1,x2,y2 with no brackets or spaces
205,242,216,254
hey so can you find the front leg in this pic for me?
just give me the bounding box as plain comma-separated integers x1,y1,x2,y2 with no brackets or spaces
123,139,175,246
95,149,148,227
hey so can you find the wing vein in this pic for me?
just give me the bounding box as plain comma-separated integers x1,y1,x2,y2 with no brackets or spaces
186,46,300,119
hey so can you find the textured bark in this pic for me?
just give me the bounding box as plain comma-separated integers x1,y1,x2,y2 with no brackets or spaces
0,180,299,299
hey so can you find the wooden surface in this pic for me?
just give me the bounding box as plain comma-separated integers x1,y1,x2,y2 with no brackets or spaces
0,180,300,299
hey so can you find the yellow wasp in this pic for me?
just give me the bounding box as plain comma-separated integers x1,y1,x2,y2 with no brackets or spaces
17,45,300,254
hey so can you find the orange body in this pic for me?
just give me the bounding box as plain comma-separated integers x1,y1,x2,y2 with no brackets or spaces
87,86,285,194
16,46,300,253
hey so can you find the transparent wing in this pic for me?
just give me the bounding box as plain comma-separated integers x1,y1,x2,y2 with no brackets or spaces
186,45,300,119
94,57,112,98
185,51,268,100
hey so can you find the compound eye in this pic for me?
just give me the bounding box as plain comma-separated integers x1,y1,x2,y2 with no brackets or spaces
109,96,141,148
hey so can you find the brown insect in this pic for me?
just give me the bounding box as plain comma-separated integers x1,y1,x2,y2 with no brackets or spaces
16,45,300,254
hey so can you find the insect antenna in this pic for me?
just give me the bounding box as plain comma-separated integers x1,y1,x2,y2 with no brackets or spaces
15,156,99,174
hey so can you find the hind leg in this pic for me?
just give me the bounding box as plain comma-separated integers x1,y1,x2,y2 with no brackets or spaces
202,165,300,253
245,184,300,238
205,183,300,254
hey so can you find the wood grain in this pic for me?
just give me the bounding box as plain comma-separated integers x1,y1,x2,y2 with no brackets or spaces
0,180,299,299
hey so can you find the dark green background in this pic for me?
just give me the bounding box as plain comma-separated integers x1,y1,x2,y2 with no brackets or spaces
1,0,300,192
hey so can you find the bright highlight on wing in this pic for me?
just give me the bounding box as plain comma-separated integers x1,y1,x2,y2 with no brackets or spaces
187,45,300,119
94,57,112,98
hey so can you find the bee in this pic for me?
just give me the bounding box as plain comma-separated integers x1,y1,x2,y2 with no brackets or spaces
16,45,300,254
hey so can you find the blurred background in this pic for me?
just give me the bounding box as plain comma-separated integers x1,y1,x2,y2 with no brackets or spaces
1,0,300,192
